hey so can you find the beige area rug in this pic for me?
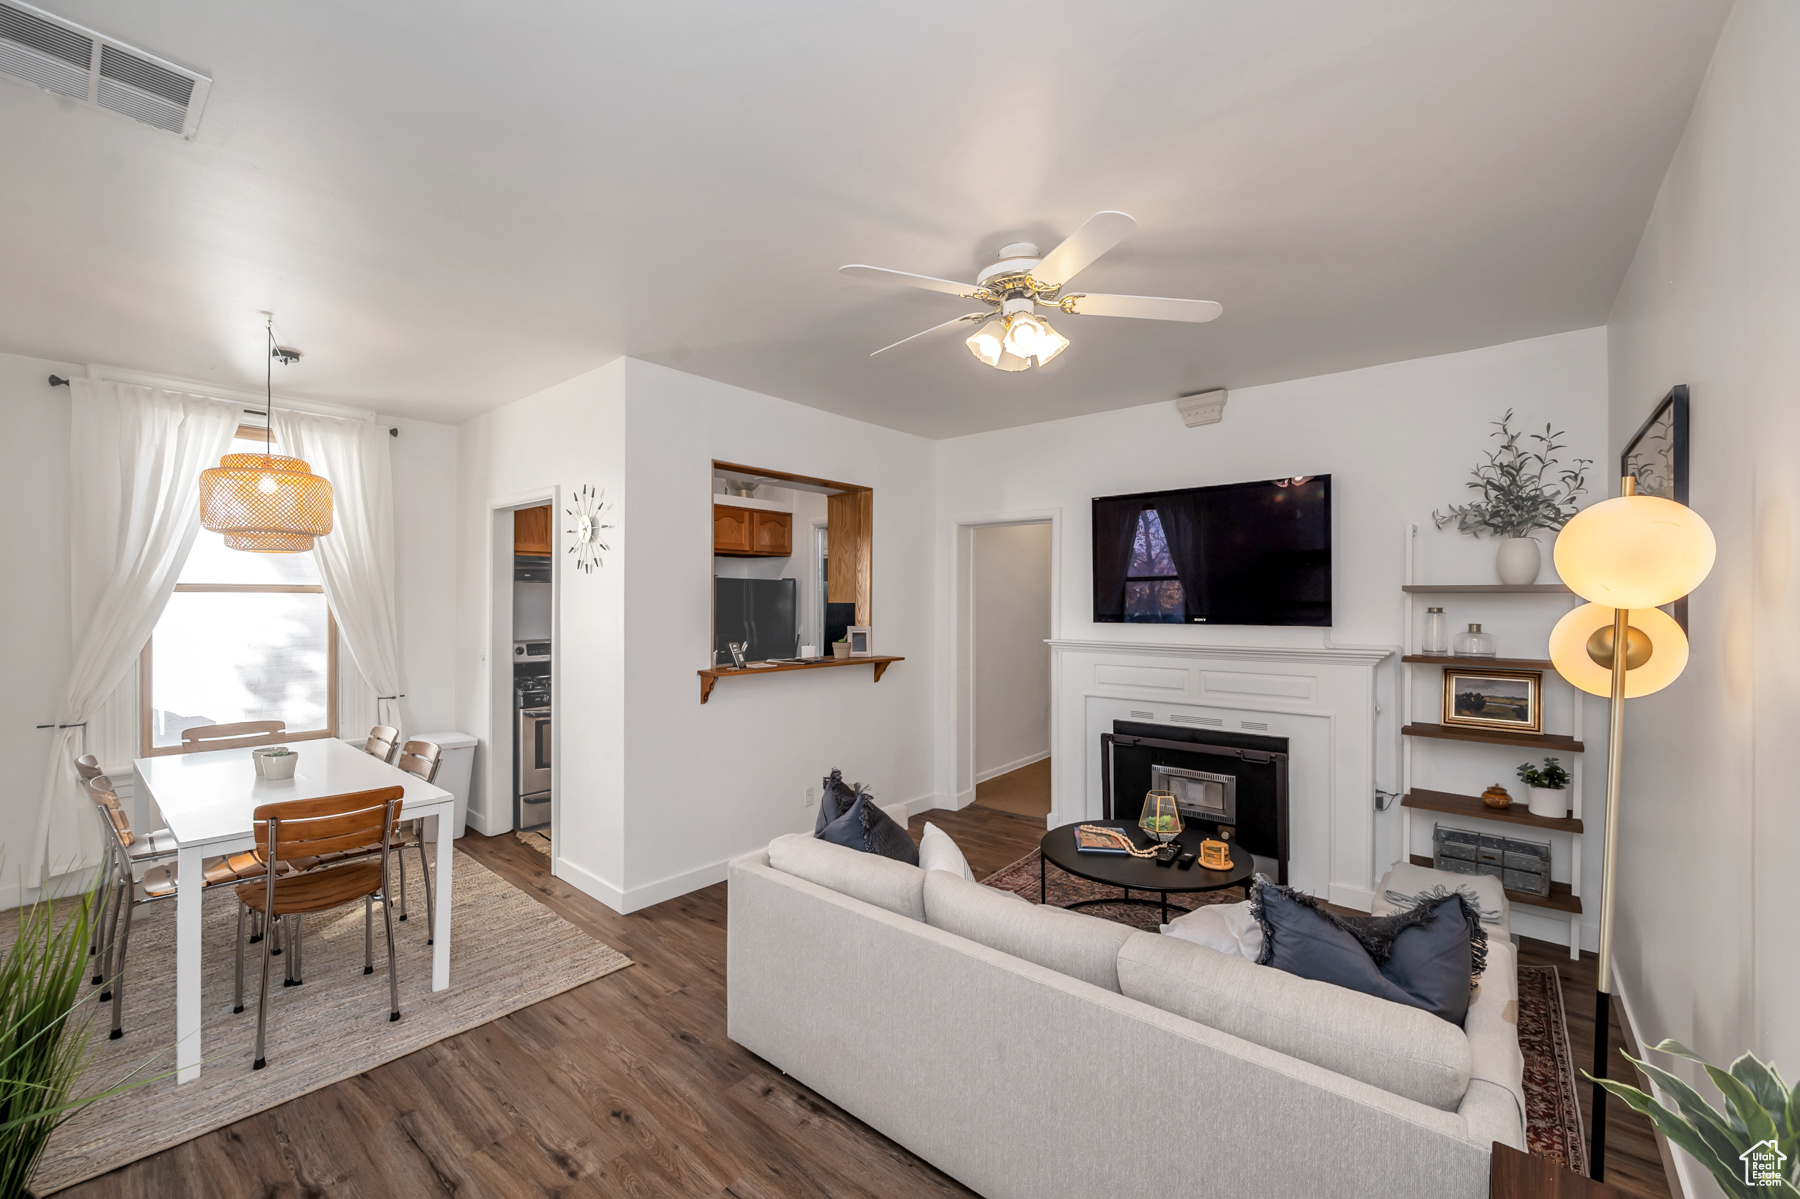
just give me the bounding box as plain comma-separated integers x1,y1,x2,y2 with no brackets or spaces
22,848,630,1194
972,757,1052,819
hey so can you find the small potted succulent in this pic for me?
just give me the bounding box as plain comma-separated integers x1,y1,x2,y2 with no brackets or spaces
832,638,851,661
261,746,298,781
1516,756,1570,818
1434,410,1591,585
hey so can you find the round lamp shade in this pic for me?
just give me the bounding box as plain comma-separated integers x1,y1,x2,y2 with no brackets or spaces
199,453,333,554
1553,494,1715,609
1548,602,1689,698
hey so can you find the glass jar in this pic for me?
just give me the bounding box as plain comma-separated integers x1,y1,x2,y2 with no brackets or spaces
1421,607,1449,655
1454,623,1496,657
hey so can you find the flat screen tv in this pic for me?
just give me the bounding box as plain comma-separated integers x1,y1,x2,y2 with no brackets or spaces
1092,476,1331,626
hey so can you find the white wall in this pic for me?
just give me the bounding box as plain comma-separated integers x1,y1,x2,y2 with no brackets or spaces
617,358,937,910
933,328,1613,947
973,522,1052,780
389,415,461,737
1605,0,1798,1171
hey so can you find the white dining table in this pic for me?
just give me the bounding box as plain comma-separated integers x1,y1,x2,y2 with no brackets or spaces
134,737,455,1083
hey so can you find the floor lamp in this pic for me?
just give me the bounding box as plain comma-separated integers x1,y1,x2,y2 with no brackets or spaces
1548,476,1715,1180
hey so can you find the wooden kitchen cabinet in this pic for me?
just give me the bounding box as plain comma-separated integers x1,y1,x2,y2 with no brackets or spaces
515,505,553,555
751,510,791,556
714,504,791,557
713,505,753,554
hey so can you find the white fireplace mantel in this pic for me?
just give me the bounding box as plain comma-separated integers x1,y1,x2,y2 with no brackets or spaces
1048,638,1396,910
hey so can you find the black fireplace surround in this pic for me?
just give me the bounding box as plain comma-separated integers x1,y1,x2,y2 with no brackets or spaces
1102,721,1290,884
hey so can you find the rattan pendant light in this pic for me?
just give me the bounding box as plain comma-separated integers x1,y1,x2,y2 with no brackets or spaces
199,320,333,553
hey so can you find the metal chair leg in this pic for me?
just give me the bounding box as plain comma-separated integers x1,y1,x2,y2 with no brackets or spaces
364,896,374,975
98,874,126,1000
396,836,409,921
416,829,435,945
234,903,247,1014
109,894,134,1040
249,908,264,945
253,909,274,1070
90,857,116,984
88,844,115,965
382,893,400,1022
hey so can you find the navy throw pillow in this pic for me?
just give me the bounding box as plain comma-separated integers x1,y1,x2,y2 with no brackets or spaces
813,768,858,836
816,788,919,866
1252,880,1485,1025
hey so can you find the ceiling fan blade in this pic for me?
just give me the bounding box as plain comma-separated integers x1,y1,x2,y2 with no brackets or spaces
1059,293,1223,323
840,264,983,298
869,312,991,357
1031,211,1138,288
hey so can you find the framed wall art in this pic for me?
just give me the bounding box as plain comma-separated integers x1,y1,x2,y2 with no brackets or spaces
1621,385,1690,628
1441,668,1543,735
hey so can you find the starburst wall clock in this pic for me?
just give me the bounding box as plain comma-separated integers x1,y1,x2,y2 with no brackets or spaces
566,484,613,574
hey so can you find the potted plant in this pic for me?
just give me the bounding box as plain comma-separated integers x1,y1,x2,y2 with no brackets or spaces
1588,1040,1796,1197
832,638,851,661
1434,410,1591,584
1516,757,1570,818
261,747,298,781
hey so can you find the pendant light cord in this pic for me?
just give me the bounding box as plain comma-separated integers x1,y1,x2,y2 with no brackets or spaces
265,317,274,460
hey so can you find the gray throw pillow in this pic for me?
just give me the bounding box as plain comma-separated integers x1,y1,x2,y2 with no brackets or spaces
814,768,858,836
1252,879,1485,1025
817,788,919,866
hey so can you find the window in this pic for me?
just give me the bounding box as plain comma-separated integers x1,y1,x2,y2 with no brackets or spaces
140,434,337,754
1124,508,1185,623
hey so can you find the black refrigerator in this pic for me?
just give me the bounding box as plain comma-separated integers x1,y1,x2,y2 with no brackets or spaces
714,577,798,663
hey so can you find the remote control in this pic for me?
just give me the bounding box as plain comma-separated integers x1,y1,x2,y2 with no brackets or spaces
1155,844,1179,866
1176,852,1197,870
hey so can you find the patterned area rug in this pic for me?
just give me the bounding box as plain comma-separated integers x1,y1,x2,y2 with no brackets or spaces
516,829,552,856
983,849,1587,1173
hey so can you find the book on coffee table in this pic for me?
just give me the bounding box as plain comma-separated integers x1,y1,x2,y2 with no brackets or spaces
1073,825,1136,855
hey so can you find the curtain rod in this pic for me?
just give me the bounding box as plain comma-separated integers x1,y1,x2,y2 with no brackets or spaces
48,375,396,435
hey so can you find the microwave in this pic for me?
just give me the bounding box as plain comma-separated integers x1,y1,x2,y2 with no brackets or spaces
513,639,551,664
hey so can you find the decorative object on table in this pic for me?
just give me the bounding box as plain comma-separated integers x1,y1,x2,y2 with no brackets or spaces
1621,386,1692,631
199,316,332,553
259,748,298,781
1433,409,1592,585
1480,784,1514,810
1441,667,1542,734
1586,1040,1796,1197
1421,606,1450,654
1550,474,1716,1180
1138,790,1182,843
845,625,873,657
1517,758,1572,819
1433,823,1552,896
832,639,851,660
1452,622,1497,656
814,773,917,865
726,641,748,670
799,643,818,659
1249,879,1487,1024
564,483,613,574
1198,837,1232,870
1073,824,1158,857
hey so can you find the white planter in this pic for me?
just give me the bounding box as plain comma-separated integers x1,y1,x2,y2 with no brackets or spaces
1526,785,1568,819
262,752,298,781
1495,537,1542,585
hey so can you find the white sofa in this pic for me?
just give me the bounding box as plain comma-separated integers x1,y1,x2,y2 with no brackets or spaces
728,819,1524,1199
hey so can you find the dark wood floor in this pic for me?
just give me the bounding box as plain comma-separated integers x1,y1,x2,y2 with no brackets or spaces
60,806,1672,1198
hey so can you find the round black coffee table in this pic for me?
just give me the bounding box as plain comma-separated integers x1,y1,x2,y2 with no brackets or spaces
1039,822,1257,925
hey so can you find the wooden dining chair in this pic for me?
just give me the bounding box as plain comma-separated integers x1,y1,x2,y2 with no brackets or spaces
85,775,280,1039
181,720,287,751
73,753,104,782
237,787,406,1070
363,725,400,763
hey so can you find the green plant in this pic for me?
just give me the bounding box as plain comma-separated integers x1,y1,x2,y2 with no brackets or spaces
1434,410,1591,538
1588,1041,1798,1197
1516,757,1570,789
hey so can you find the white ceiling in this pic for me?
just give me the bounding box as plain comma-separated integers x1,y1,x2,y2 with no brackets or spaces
0,1,1730,438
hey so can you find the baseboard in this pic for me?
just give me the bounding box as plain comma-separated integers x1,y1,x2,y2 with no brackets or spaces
973,750,1050,785
1328,884,1376,913
552,853,626,914
1611,973,1693,1199
466,804,511,838
953,788,976,810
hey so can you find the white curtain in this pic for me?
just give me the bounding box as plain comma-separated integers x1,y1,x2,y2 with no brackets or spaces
32,382,242,887
273,410,404,731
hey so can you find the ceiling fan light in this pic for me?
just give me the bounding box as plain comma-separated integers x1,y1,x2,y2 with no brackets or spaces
995,349,1031,372
1033,319,1070,365
966,321,1004,367
1002,312,1047,360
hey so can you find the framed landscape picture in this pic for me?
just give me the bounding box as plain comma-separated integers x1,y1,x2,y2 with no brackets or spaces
1441,668,1542,735
1622,384,1690,630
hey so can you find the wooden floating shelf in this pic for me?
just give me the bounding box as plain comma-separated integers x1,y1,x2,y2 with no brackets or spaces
1401,788,1583,834
1401,584,1571,594
1402,722,1584,753
1410,854,1582,915
698,655,903,704
1402,654,1556,671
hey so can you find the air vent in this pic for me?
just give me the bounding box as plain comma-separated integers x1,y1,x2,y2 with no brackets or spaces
1240,720,1269,732
1172,714,1223,727
1128,710,1155,720
0,1,210,137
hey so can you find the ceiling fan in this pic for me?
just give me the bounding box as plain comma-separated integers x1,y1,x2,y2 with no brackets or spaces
840,211,1221,371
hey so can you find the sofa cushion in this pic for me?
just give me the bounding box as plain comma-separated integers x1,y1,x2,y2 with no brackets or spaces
1161,900,1263,959
1462,937,1526,1129
817,789,919,866
919,822,975,881
1252,883,1435,1011
1374,861,1511,941
767,833,924,921
1378,893,1485,1025
1116,932,1473,1111
814,768,858,834
923,871,1135,992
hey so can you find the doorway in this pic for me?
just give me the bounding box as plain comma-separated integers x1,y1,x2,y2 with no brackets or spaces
970,522,1054,821
482,493,557,857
